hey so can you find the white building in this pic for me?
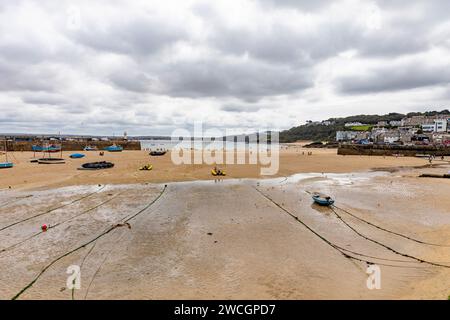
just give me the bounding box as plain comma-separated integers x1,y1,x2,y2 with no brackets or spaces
422,119,448,133
435,119,447,132
344,122,364,127
389,120,402,127
336,131,358,141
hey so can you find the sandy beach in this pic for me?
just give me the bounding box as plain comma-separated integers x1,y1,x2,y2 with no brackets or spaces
0,147,449,299
0,145,433,191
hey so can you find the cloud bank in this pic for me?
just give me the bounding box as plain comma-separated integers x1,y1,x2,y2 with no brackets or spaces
0,0,449,135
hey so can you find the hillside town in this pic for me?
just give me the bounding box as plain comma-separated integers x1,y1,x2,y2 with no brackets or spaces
336,114,450,146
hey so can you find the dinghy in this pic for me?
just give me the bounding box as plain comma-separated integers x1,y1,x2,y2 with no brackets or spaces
211,168,226,176
1,140,13,169
312,192,334,206
38,158,65,164
139,164,153,171
79,161,114,170
83,146,98,151
104,144,123,152
149,150,167,156
32,144,61,153
0,162,13,169
70,153,85,159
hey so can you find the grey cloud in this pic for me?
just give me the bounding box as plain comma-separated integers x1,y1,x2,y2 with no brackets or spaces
221,104,266,113
258,0,331,11
109,71,156,93
21,92,68,106
0,60,61,92
0,0,449,135
73,16,186,57
198,6,433,70
157,58,313,100
337,63,450,94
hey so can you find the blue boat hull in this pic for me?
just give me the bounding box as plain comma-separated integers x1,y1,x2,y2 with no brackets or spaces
104,146,123,152
312,196,334,206
32,145,61,153
0,162,13,168
70,153,85,159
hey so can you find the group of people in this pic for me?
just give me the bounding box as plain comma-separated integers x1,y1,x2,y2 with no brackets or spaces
428,155,445,164
301,151,313,156
213,166,224,175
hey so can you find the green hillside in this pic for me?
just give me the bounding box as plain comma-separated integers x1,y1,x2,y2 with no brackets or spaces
279,110,449,143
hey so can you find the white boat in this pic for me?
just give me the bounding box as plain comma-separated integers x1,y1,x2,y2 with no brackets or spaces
38,158,65,164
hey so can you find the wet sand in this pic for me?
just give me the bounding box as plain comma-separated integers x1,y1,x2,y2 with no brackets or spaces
0,147,431,191
0,165,449,300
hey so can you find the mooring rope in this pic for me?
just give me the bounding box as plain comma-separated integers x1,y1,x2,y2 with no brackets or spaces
332,205,450,247
329,206,450,268
304,189,450,247
0,192,123,255
11,184,167,300
0,185,106,232
253,187,429,269
0,195,33,208
82,230,129,300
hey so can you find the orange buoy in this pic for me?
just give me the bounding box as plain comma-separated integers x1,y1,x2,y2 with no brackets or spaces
41,224,48,232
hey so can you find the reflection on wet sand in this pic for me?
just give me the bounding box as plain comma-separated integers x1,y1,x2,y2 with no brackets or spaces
0,168,449,299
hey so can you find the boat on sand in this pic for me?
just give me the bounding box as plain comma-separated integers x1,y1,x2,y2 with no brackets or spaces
149,150,167,156
211,168,226,176
70,153,85,159
1,140,13,169
79,161,114,170
38,158,65,164
312,192,334,206
104,144,123,152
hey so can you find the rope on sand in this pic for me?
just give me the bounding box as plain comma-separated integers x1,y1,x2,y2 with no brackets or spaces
329,206,450,268
82,231,129,300
332,205,450,247
0,185,107,232
253,187,429,269
0,192,123,255
0,195,33,208
11,184,167,300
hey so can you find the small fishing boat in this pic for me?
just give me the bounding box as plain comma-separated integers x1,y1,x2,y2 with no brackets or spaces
83,146,98,151
38,158,65,164
79,161,114,170
70,153,85,159
312,192,334,206
211,168,226,176
104,144,123,152
139,164,153,171
149,150,167,156
32,144,61,153
1,140,13,169
0,162,13,169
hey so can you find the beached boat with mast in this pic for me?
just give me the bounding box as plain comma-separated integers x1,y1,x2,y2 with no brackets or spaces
0,139,13,169
32,144,61,153
32,139,65,164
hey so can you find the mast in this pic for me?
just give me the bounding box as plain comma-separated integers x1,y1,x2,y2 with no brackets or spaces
4,139,8,163
59,131,63,158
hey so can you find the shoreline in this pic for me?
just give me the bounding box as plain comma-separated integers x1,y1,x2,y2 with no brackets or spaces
0,148,434,191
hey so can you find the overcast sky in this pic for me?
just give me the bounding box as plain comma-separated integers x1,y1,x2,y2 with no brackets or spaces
1,0,450,135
